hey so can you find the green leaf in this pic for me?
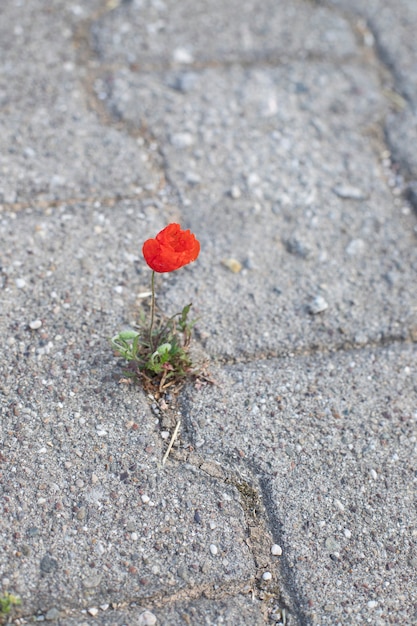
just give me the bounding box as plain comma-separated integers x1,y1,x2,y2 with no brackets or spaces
117,330,140,341
156,343,172,355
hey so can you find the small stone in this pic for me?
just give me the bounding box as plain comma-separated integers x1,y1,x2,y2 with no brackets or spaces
141,494,150,504
221,258,242,273
344,528,352,539
100,604,109,611
172,47,194,64
76,507,86,521
246,172,260,188
346,238,366,256
29,319,42,330
370,468,378,480
138,610,157,626
209,544,218,556
309,295,328,315
161,431,169,440
243,257,255,270
334,499,345,512
332,185,367,200
177,565,190,581
271,544,282,556
45,608,60,621
88,607,99,617
262,571,272,581
185,171,201,185
15,278,26,289
95,542,105,556
40,555,58,574
229,185,241,199
171,72,198,93
325,537,340,553
170,132,195,148
367,600,378,609
83,574,102,589
131,532,138,541
285,236,311,259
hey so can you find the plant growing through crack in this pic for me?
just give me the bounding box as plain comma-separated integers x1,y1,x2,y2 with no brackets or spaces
111,223,200,392
0,593,21,624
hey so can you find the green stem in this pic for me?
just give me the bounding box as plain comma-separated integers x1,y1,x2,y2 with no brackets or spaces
149,270,156,348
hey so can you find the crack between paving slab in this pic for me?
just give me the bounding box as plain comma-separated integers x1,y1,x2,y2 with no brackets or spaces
167,438,307,626
113,379,296,624
125,49,360,74
320,0,417,211
69,0,417,230
174,395,308,625
56,578,255,624
0,191,169,214
210,331,417,369
182,452,296,625
68,2,400,220
70,7,168,188
11,578,255,625
72,3,417,366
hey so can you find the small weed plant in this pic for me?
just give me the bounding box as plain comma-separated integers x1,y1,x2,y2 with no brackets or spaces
0,593,21,623
111,224,200,391
111,302,198,390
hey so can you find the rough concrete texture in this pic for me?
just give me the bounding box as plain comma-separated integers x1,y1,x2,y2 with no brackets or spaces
102,60,416,359
0,1,161,206
183,344,417,625
0,0,417,625
328,0,417,186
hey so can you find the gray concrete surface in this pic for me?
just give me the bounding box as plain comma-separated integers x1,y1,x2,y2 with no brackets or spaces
0,0,416,625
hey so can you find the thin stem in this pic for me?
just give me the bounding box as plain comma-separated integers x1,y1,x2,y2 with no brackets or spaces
162,420,181,466
149,270,156,348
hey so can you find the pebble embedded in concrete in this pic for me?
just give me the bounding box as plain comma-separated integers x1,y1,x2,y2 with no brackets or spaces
309,295,329,314
138,610,157,626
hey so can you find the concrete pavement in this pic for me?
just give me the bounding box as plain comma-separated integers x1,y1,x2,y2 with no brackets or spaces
0,1,416,624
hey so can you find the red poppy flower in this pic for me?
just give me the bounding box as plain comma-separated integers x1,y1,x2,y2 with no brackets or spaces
142,223,200,273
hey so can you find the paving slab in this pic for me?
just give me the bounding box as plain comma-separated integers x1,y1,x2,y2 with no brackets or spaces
0,0,160,207
327,0,417,184
0,201,264,622
100,59,417,358
183,343,417,624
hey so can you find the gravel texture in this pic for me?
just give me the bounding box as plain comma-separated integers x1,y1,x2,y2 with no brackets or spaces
101,59,417,358
0,0,160,206
91,0,357,67
328,0,417,181
183,344,417,625
1,0,417,624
